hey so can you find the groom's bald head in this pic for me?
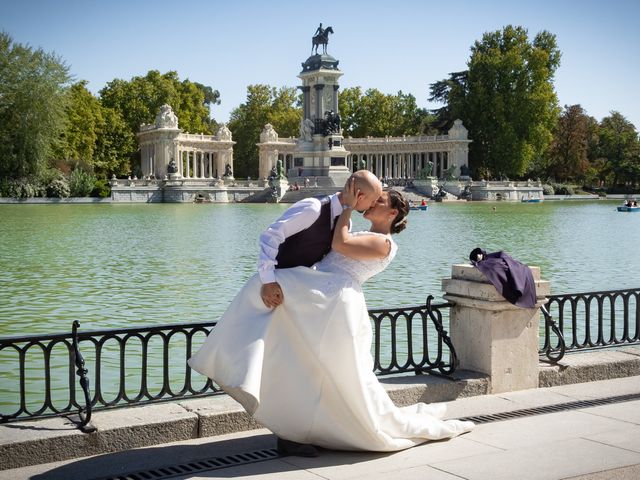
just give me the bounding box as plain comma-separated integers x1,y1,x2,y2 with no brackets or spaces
345,170,383,212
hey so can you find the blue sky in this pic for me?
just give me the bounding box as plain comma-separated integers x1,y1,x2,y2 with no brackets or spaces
2,0,639,129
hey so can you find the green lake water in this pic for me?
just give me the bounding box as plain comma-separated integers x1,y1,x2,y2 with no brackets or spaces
1,200,638,336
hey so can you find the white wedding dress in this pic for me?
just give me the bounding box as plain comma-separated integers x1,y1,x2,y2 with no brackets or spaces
188,231,473,451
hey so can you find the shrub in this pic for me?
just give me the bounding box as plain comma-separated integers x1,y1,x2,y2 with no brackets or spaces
69,168,96,197
0,178,42,198
550,183,575,195
91,178,111,198
46,176,70,198
542,184,554,195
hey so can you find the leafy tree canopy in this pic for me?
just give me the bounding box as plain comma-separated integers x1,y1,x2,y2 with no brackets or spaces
339,87,430,138
598,111,640,186
228,85,300,178
0,31,72,179
99,70,220,136
429,25,561,178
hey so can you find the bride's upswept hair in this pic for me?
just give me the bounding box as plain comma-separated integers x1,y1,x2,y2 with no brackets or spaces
387,189,409,234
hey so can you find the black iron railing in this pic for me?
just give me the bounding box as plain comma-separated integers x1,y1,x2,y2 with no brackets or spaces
0,296,455,426
540,287,640,360
370,296,457,375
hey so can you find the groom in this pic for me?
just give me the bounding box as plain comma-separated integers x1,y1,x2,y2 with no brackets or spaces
256,169,381,456
258,169,383,309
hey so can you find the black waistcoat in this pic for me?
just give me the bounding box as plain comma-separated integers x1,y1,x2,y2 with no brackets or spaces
275,195,335,269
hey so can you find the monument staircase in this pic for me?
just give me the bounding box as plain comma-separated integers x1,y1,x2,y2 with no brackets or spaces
279,176,340,203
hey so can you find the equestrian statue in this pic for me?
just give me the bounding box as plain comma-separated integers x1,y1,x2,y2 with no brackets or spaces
311,23,334,55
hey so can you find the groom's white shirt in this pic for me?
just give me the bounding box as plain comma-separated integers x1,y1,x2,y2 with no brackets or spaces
257,193,343,284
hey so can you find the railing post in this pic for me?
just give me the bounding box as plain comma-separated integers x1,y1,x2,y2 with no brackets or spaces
442,264,550,393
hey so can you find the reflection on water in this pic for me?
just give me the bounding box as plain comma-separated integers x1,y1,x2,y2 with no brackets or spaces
1,201,639,409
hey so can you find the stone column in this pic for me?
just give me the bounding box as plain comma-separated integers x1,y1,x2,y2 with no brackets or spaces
208,153,213,178
314,84,324,120
199,152,204,179
442,264,550,394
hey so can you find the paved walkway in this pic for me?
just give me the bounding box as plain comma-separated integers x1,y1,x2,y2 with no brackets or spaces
3,376,640,480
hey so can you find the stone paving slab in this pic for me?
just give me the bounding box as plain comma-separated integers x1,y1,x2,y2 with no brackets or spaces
277,436,499,480
578,401,640,425
562,464,640,480
459,408,632,450
584,424,640,454
431,437,640,480
544,374,640,399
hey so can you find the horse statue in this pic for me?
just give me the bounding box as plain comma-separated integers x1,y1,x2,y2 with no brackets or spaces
312,26,334,55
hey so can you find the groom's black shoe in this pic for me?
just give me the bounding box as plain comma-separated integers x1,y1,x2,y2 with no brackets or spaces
276,437,319,457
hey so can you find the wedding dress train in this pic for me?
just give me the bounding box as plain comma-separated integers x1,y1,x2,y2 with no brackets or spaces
188,232,473,451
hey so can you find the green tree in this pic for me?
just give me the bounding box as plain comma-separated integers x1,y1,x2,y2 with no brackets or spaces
339,88,428,138
598,111,639,187
93,106,136,177
0,32,72,179
546,105,593,181
428,71,467,132
228,85,300,178
55,81,103,165
99,70,219,136
430,26,561,178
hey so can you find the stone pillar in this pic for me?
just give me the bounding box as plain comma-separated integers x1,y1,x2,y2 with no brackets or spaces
208,153,213,178
442,264,550,394
314,84,324,120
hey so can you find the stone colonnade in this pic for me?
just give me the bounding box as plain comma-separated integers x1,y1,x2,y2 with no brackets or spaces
174,134,234,179
137,105,235,181
345,148,450,179
257,119,471,180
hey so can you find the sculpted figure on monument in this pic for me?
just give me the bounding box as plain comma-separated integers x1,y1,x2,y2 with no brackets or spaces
311,24,334,55
260,124,279,143
224,163,233,177
155,104,179,129
216,123,232,141
323,110,341,135
299,118,314,142
167,158,178,174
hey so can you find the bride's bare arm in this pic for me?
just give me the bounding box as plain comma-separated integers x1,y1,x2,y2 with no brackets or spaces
332,180,390,260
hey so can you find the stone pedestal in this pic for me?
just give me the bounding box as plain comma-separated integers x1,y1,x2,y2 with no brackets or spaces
412,177,439,196
442,264,550,393
272,178,289,202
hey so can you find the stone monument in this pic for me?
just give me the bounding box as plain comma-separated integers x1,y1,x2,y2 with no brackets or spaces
294,23,350,185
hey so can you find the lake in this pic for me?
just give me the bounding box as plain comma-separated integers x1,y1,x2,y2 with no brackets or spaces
1,200,639,337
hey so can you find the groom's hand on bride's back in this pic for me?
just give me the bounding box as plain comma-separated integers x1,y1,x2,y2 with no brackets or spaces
261,282,284,308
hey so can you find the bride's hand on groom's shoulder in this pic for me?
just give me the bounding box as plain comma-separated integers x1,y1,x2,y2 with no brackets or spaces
261,282,284,308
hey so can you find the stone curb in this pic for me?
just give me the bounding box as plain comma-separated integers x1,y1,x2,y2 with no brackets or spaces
1,348,638,471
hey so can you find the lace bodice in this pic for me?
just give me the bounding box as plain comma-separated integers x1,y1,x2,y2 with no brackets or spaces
313,231,397,286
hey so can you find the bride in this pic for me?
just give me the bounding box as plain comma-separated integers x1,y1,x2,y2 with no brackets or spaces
188,182,473,454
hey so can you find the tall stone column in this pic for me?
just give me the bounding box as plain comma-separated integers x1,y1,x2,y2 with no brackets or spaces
314,84,324,120
442,264,550,393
